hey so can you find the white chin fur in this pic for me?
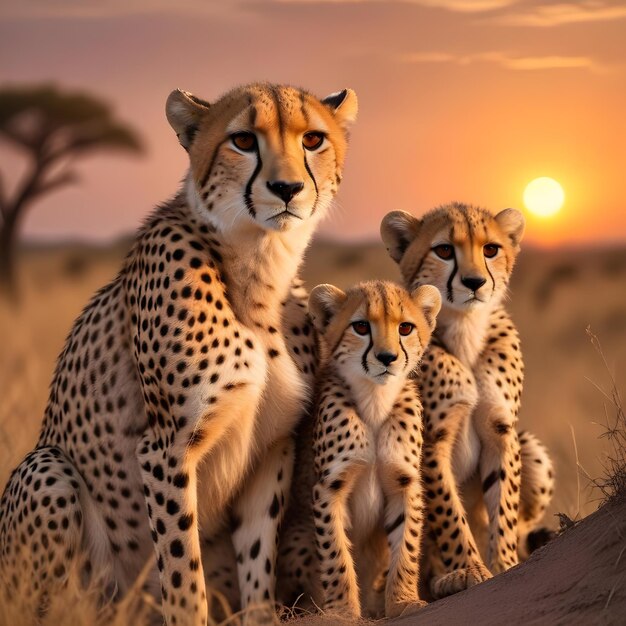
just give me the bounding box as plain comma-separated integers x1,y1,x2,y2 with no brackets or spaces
364,368,399,385
261,212,307,232
443,289,498,312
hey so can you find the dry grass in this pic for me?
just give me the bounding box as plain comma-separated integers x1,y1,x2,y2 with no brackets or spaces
3,241,626,519
0,561,158,626
583,327,626,502
0,557,280,626
0,302,45,483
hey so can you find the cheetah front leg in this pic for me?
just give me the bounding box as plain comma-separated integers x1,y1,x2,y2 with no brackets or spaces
231,437,294,623
137,381,261,626
312,406,370,618
378,403,427,617
138,433,212,626
423,401,491,599
312,465,365,618
474,402,521,573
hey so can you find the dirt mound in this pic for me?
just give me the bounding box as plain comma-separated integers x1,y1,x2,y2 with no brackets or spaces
295,496,626,626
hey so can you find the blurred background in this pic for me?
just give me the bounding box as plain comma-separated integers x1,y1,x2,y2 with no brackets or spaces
1,0,625,522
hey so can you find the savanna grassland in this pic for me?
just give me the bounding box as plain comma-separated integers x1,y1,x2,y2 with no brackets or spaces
2,238,625,520
1,237,625,625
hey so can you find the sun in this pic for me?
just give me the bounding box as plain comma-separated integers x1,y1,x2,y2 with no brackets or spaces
523,177,565,218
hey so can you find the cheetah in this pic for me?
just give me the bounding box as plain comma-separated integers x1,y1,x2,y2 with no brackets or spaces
380,202,555,599
0,83,358,626
281,281,441,619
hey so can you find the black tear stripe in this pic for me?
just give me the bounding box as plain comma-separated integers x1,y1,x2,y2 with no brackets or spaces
399,336,409,370
446,254,458,303
199,139,228,190
244,147,262,218
361,331,374,374
304,153,319,215
485,262,496,297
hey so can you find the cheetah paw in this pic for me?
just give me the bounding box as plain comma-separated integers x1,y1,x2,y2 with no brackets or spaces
431,562,492,599
241,603,278,626
386,598,427,618
490,556,518,575
385,598,426,617
324,601,361,620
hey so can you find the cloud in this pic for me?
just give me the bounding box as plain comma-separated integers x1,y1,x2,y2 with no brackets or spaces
0,0,231,19
493,1,626,27
270,0,519,10
408,0,518,12
399,50,602,71
1,0,519,19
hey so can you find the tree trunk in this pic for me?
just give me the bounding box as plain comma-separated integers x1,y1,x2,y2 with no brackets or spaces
0,207,20,302
0,159,49,304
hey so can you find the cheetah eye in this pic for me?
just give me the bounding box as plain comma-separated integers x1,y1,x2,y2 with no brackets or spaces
231,132,257,152
399,322,414,336
483,243,500,259
302,132,325,151
351,321,370,336
433,244,454,260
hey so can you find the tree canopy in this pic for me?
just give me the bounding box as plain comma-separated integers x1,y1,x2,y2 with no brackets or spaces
0,84,143,299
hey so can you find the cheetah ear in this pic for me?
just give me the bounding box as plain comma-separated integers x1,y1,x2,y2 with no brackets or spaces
412,284,441,333
495,208,525,248
322,89,358,129
166,89,210,151
380,210,422,263
309,284,347,333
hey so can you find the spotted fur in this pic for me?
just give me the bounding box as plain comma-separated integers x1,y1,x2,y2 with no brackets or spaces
381,202,554,598
0,82,358,626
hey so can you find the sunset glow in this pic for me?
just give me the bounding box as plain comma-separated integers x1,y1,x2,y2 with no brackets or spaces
523,178,565,218
1,1,626,247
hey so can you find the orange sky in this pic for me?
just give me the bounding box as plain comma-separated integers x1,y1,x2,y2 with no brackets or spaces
1,0,626,246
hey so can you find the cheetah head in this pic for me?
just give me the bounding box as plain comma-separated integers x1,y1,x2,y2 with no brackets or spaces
166,83,357,234
381,203,524,313
309,281,441,386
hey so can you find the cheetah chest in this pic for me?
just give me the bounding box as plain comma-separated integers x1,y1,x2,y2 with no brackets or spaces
452,412,481,485
255,335,310,448
349,463,385,541
346,419,389,541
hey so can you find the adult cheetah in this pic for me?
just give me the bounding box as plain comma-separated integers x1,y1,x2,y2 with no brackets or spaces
0,83,358,626
380,203,554,598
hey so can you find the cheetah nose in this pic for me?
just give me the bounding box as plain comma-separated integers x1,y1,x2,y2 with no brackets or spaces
461,276,487,292
376,352,398,367
266,180,304,204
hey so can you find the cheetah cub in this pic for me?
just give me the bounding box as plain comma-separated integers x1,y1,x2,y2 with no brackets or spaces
308,280,441,618
381,203,555,599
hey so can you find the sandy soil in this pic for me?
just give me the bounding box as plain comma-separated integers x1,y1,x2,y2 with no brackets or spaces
293,495,626,626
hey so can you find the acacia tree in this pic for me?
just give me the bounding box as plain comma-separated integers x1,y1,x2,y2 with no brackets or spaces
0,85,143,299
